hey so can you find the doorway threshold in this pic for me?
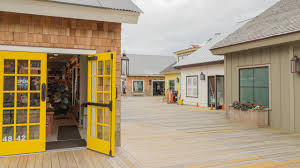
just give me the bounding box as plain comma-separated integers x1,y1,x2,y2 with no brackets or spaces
46,139,87,151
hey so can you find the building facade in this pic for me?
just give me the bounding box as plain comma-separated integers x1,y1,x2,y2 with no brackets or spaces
0,0,141,156
175,34,226,108
179,64,224,107
160,63,181,98
126,76,165,96
211,0,300,131
122,54,176,96
160,45,200,99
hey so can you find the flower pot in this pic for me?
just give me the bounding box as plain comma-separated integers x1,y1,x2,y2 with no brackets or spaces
228,107,269,128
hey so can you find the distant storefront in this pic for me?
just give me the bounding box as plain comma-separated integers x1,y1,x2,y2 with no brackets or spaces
174,34,226,108
121,54,175,96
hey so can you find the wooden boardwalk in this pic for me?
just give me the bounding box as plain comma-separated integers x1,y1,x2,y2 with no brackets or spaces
2,96,300,168
121,97,300,168
0,148,142,168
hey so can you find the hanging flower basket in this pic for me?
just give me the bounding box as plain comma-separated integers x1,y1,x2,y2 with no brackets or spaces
228,101,269,128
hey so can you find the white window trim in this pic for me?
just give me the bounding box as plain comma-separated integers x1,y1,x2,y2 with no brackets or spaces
132,80,144,93
237,64,271,109
186,75,198,98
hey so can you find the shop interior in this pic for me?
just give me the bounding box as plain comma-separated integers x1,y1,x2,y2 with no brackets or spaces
153,81,165,96
46,54,88,150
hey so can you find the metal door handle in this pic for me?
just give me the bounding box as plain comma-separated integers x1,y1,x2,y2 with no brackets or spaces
42,83,46,102
86,101,112,111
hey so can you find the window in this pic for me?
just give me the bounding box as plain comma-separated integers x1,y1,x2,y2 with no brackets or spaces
186,76,198,97
121,59,129,75
239,67,269,107
133,80,143,93
168,80,175,91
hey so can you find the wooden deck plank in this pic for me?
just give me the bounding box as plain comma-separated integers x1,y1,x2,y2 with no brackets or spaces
43,153,51,168
57,152,69,168
9,156,20,168
85,150,105,168
0,157,10,168
64,151,78,168
51,152,60,168
72,150,94,168
90,150,113,168
17,155,28,168
35,153,43,168
26,154,35,168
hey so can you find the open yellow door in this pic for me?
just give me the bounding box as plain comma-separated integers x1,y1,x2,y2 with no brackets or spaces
87,52,116,156
0,51,47,156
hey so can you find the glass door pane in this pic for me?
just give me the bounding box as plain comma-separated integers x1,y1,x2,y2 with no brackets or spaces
216,77,224,107
208,76,216,106
0,52,46,156
87,53,115,156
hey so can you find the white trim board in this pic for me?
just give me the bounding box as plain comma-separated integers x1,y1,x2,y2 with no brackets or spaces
0,45,96,55
0,0,140,24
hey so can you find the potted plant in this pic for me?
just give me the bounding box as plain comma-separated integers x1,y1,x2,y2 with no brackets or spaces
228,101,269,127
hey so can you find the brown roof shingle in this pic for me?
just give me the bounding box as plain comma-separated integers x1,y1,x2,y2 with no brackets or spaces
212,0,300,49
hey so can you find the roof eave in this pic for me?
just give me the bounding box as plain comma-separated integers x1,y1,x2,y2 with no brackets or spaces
128,74,165,77
160,70,180,75
0,0,141,24
175,60,224,69
211,31,300,55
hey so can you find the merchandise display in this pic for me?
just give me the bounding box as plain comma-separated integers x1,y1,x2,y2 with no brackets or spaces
47,55,80,119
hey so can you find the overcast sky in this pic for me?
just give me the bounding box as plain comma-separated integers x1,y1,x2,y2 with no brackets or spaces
121,0,280,56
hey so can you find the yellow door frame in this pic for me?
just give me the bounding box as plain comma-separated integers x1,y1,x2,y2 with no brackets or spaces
0,51,47,156
87,52,116,156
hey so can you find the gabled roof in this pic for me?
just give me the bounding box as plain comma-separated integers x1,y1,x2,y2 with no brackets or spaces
175,21,248,68
127,54,176,76
212,0,300,50
174,34,224,68
51,0,143,13
160,62,178,74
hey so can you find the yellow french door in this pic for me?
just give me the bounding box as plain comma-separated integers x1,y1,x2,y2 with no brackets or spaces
87,52,116,156
0,51,47,156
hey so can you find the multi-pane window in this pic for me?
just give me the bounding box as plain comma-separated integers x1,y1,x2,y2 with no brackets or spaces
133,81,144,93
239,67,269,107
186,76,198,98
168,80,175,91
